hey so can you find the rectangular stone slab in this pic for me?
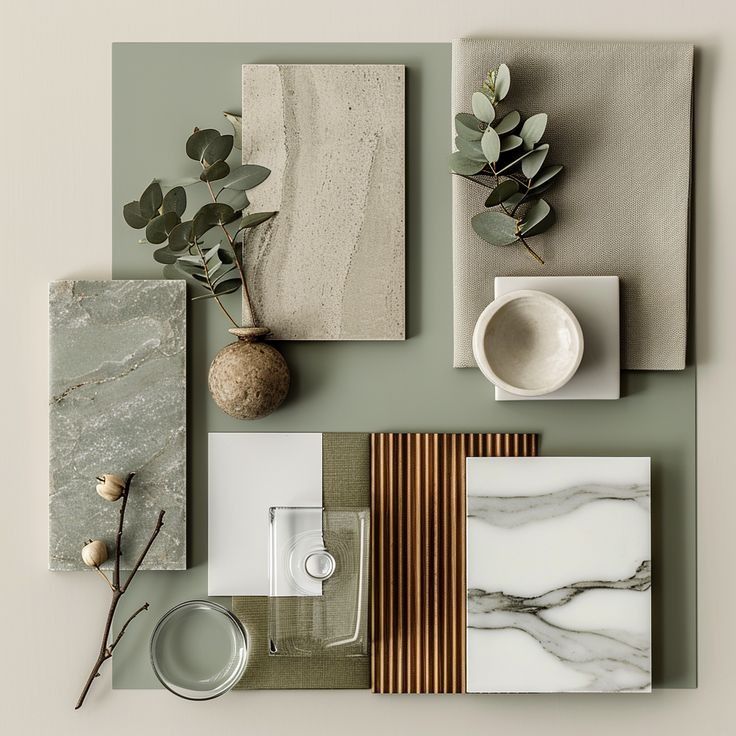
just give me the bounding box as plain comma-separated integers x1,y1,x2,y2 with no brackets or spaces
49,280,186,571
241,64,405,340
466,456,651,693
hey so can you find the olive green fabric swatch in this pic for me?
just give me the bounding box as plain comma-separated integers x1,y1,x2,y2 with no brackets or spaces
323,432,371,507
231,432,371,690
231,597,370,689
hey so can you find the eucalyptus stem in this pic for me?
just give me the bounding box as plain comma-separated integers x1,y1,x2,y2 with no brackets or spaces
450,63,562,267
203,177,257,328
519,235,545,265
193,238,238,328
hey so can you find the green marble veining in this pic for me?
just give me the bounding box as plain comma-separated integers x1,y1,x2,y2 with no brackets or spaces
49,280,186,571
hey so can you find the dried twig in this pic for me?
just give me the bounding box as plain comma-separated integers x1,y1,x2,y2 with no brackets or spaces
75,473,165,710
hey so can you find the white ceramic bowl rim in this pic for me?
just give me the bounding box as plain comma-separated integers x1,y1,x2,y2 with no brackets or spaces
472,289,585,397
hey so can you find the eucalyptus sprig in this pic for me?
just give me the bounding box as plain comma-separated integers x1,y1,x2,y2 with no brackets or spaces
450,64,563,265
123,121,275,327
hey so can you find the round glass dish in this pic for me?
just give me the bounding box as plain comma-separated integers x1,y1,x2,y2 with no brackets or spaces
150,600,247,700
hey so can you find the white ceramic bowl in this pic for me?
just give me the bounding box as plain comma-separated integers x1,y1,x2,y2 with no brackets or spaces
472,289,584,396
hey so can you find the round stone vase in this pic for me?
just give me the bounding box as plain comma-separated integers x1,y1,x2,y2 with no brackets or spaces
208,327,290,420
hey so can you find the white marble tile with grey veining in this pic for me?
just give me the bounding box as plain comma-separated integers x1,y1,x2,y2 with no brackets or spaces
49,280,186,571
466,457,651,693
241,64,405,340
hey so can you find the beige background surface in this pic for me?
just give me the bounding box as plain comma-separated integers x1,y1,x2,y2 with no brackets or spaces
0,1,733,734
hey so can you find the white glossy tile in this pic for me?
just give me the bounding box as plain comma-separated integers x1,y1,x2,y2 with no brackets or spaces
208,433,322,595
466,457,651,693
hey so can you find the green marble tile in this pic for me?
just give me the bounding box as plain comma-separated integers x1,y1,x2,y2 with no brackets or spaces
49,280,186,571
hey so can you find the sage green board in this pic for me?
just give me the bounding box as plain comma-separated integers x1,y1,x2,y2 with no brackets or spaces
111,43,696,689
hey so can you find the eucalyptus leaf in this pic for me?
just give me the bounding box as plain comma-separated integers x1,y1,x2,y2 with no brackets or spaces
521,144,550,179
123,201,148,229
203,134,234,166
162,186,187,217
504,192,525,210
175,254,206,277
192,213,216,239
529,164,563,190
218,188,250,211
494,64,511,101
471,91,495,124
499,134,523,153
153,246,179,265
455,136,486,162
193,203,236,237
211,203,241,227
519,198,554,237
471,211,519,246
485,179,520,207
211,276,241,295
223,112,242,150
493,110,521,135
207,258,222,282
186,128,219,161
191,279,241,300
520,113,548,151
162,263,186,281
524,180,553,198
239,211,277,229
455,112,484,142
481,126,501,164
213,265,237,283
165,263,208,292
217,242,237,265
203,243,228,272
189,271,210,285
168,220,194,251
449,151,486,176
139,181,163,219
154,176,200,187
200,160,230,182
145,211,180,245
221,164,271,190
522,207,555,237
495,148,537,174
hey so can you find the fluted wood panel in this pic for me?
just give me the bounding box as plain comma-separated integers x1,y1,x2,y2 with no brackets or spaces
370,432,538,693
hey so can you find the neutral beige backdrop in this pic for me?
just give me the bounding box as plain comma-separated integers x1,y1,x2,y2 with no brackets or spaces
0,1,732,734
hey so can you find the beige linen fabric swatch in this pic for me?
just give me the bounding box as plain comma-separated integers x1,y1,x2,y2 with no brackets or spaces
452,39,693,370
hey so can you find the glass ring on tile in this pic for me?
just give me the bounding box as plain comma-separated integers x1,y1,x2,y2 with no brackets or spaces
286,530,336,593
304,549,336,580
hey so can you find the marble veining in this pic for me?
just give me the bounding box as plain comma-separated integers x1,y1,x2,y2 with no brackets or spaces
467,482,650,527
466,457,651,693
49,280,186,571
241,64,405,340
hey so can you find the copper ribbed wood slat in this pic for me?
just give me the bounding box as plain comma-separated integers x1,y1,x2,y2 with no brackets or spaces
370,432,538,694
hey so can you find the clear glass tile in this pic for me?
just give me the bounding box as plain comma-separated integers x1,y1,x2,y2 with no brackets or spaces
268,507,370,657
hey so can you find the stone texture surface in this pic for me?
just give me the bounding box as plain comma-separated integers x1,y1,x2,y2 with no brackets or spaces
241,64,405,340
49,280,186,571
